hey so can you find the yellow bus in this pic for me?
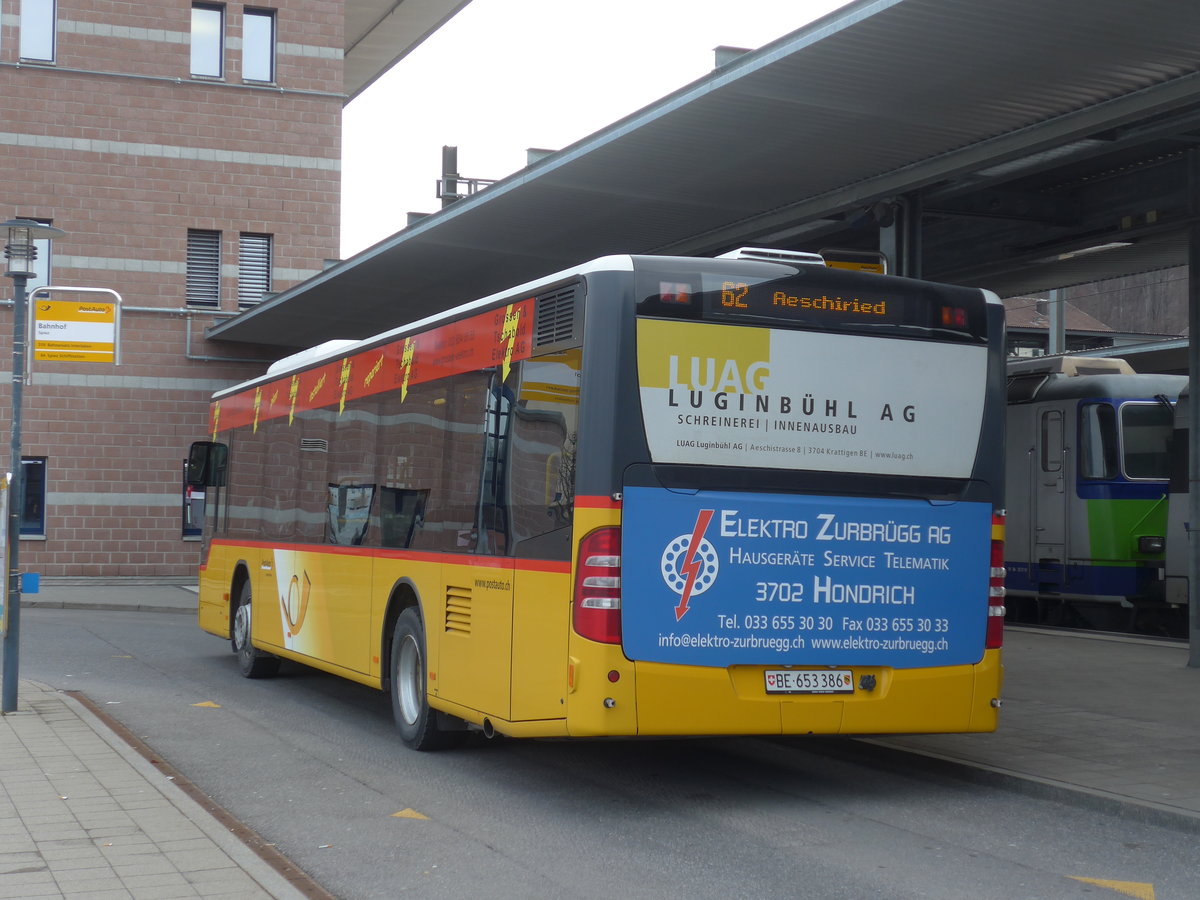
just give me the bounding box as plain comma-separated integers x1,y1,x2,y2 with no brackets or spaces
188,250,1007,750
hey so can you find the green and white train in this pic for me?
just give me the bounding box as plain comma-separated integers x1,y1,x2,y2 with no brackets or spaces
1005,356,1185,630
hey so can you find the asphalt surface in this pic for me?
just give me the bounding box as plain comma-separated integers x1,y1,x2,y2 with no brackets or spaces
1,579,1196,899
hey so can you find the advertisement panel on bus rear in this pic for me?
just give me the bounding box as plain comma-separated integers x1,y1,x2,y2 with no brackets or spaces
621,486,991,668
636,319,988,478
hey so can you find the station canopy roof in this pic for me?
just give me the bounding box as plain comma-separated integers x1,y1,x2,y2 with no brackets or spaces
344,0,472,100
215,0,1200,350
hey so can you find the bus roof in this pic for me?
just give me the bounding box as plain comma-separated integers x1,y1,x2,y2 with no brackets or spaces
213,254,638,399
214,252,1001,400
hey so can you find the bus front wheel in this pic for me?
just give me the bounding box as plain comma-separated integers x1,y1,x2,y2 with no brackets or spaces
391,607,465,750
231,581,281,679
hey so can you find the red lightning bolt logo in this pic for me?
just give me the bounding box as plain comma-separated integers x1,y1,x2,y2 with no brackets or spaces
674,509,715,621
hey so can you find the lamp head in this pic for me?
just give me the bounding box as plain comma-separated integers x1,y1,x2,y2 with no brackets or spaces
3,218,66,278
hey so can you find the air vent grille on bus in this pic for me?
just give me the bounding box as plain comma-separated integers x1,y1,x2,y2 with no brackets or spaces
533,284,580,350
445,586,472,635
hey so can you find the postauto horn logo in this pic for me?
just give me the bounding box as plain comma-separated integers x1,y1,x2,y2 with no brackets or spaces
661,509,720,621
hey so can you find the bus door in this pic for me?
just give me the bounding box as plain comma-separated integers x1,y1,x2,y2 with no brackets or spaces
1034,407,1067,586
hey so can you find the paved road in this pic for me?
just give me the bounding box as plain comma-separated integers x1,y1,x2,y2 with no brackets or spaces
16,606,1199,900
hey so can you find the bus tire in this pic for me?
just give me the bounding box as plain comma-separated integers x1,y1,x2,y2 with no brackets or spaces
231,581,281,679
391,607,465,750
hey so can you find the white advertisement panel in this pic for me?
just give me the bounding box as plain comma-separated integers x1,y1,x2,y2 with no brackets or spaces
636,318,988,479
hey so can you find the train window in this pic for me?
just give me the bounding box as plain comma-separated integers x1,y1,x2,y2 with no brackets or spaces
1120,402,1173,480
1079,403,1118,480
1040,410,1064,473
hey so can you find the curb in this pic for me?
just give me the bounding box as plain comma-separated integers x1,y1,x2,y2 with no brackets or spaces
23,599,197,615
855,738,1200,836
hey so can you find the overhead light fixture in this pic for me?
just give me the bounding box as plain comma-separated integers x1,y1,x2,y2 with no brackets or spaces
1054,241,1133,261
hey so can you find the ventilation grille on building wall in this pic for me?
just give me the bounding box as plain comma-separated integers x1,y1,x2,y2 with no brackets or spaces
300,439,329,452
533,283,581,350
186,230,221,307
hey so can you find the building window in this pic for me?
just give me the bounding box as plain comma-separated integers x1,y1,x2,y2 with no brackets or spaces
187,229,222,306
191,3,224,77
242,8,276,82
238,233,272,306
20,458,47,538
20,0,56,62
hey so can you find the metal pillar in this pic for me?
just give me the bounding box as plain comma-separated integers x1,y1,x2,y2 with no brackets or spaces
2,267,29,712
877,195,922,277
1188,218,1200,667
1047,289,1065,355
1,218,64,713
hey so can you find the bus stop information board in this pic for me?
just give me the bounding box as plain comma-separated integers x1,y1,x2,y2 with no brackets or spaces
33,299,117,363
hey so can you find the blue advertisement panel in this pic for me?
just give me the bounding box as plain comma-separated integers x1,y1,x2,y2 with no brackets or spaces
621,487,992,668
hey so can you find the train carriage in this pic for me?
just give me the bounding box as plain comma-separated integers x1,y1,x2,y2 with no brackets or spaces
1005,356,1185,629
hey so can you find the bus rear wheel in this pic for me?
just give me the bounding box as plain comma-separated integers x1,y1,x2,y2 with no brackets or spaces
231,581,281,679
391,607,465,750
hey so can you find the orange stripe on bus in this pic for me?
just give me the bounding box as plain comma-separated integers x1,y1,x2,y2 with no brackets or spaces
208,538,571,573
575,495,622,510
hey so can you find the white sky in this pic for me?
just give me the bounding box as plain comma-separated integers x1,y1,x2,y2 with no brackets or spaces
340,0,852,257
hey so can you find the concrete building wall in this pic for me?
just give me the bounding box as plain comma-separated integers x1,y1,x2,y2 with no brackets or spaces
0,1,343,577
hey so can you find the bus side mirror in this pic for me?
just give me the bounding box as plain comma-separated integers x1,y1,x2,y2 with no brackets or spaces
187,441,228,487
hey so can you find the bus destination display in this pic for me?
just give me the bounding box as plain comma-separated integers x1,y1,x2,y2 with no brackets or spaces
702,275,902,327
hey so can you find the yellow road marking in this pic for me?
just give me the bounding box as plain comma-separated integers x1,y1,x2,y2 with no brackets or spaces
1070,877,1155,899
392,808,429,820
191,701,221,708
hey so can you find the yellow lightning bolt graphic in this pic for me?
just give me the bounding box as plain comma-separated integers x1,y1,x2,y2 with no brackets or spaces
252,387,262,433
401,337,415,402
288,375,299,424
365,352,385,388
500,304,521,383
339,358,352,414
210,402,221,440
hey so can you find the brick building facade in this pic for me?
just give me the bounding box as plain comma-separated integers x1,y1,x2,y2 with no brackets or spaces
0,1,344,576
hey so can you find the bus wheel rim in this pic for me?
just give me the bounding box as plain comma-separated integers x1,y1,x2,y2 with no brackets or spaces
234,603,251,649
398,635,422,725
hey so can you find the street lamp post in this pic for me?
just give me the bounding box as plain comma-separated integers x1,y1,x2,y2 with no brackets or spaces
2,218,65,714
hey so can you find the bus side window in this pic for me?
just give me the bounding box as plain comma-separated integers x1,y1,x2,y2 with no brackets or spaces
187,441,228,487
396,373,490,553
262,416,299,542
505,353,580,561
326,394,379,546
1078,403,1118,479
379,488,429,549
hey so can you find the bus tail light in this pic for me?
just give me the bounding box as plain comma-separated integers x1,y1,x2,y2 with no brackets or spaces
987,512,1006,649
574,527,622,644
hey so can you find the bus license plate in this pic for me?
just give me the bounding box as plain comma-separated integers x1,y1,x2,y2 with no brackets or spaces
765,669,854,694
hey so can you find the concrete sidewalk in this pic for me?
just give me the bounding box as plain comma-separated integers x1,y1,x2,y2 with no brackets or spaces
3,580,1198,900
22,581,199,616
880,628,1200,831
0,682,316,900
